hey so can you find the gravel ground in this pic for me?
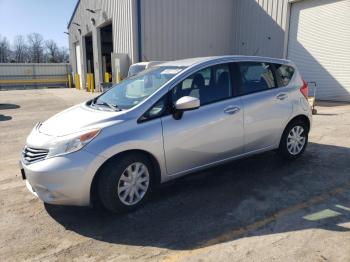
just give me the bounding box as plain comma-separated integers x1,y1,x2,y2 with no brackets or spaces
1,89,350,261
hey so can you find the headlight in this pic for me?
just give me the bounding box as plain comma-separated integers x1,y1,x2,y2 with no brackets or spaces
46,129,100,158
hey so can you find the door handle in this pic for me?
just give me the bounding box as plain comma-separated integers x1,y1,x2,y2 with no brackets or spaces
276,93,288,100
224,106,240,115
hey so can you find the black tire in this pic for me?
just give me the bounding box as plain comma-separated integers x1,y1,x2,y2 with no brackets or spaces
278,119,309,160
97,153,154,213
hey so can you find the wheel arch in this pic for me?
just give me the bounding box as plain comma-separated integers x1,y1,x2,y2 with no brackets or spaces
90,149,162,207
279,114,311,148
287,114,311,132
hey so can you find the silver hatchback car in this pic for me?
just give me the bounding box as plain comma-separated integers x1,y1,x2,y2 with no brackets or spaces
21,56,312,213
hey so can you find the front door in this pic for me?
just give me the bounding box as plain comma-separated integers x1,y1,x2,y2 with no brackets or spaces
161,63,244,176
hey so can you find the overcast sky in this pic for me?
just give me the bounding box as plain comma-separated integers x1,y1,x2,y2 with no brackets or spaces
0,0,77,48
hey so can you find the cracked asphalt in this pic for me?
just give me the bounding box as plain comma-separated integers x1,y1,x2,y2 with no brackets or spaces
1,89,350,261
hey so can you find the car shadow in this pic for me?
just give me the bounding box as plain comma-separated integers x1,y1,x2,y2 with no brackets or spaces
0,115,12,121
0,103,20,110
315,113,338,116
315,101,350,108
45,142,350,250
0,103,20,121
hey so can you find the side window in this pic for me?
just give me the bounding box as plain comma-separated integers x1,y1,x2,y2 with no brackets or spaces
172,64,232,106
274,64,295,87
238,62,276,95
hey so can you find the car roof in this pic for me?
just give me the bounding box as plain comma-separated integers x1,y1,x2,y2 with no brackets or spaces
130,61,165,66
130,62,150,67
160,55,292,68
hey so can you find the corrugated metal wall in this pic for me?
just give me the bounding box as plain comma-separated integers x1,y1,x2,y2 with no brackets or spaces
0,63,70,89
141,0,236,61
0,63,69,77
232,0,289,58
68,0,136,87
287,0,350,102
68,0,291,86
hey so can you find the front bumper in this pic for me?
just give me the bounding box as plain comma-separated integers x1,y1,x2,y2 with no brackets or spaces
21,150,106,206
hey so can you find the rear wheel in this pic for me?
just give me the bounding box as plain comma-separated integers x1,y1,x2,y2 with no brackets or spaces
279,120,309,160
98,153,153,213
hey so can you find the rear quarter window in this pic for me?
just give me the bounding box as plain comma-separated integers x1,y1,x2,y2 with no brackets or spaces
274,64,295,87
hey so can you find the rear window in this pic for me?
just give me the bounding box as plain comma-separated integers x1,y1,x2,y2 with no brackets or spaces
274,64,295,87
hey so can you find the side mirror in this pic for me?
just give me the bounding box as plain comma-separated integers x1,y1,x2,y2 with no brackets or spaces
175,96,200,111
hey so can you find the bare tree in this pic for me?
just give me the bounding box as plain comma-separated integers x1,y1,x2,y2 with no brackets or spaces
45,39,60,62
27,33,44,63
1,33,68,63
0,35,11,63
12,35,28,63
57,47,69,63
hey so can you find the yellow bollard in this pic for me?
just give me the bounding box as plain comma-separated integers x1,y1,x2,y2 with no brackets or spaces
104,72,110,83
76,74,78,89
86,74,91,92
68,74,72,88
116,72,122,84
74,74,77,89
75,74,81,89
90,73,95,93
87,74,89,91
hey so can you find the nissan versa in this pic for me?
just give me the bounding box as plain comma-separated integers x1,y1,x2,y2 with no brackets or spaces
20,56,312,213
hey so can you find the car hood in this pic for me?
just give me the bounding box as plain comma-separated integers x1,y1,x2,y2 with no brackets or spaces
39,103,125,137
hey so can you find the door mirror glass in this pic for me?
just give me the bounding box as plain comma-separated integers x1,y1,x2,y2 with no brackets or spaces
175,96,200,111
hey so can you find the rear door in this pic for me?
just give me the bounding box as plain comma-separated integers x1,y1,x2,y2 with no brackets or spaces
238,62,293,153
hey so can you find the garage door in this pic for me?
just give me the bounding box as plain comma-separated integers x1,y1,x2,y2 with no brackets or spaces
287,0,350,102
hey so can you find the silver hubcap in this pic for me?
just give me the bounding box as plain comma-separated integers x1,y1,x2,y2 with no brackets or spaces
117,162,150,206
287,125,306,155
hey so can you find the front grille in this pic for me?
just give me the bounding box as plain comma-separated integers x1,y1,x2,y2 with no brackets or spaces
22,146,49,164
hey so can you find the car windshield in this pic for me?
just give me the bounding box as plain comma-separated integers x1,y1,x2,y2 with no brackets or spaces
93,66,185,110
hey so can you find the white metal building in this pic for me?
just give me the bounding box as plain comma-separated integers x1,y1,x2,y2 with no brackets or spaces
287,0,350,102
68,0,350,102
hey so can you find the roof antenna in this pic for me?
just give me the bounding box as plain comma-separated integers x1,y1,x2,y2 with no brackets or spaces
253,48,259,56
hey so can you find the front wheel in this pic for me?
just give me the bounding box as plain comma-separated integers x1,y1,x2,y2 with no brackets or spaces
98,153,153,213
279,120,309,160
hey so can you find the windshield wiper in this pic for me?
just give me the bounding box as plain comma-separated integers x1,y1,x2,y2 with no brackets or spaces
98,101,120,111
91,99,120,111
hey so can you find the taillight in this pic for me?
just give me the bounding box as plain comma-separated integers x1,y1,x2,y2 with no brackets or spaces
300,80,308,98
